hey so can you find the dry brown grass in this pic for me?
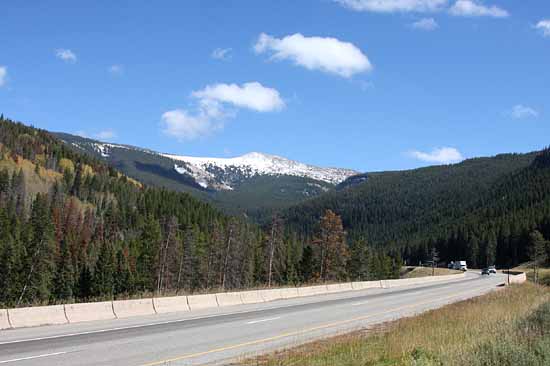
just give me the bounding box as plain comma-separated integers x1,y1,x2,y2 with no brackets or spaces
240,283,550,366
513,264,550,285
401,267,461,279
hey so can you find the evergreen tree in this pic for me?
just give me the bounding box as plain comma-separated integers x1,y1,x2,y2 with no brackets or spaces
529,230,548,284
347,239,369,280
115,248,133,295
0,239,17,305
485,231,497,267
136,216,161,291
299,245,314,283
77,266,93,300
92,243,115,298
18,194,56,304
53,239,74,301
314,210,349,282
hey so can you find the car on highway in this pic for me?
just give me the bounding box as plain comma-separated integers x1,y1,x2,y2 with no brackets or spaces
488,266,497,274
481,268,490,275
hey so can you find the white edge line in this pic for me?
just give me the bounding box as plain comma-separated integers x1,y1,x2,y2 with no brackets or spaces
246,316,281,325
0,351,67,364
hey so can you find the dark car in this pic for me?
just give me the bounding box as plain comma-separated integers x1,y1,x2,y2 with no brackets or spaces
481,268,490,275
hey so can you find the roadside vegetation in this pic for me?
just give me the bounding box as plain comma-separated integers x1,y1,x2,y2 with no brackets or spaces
240,283,550,366
400,266,460,278
515,264,550,286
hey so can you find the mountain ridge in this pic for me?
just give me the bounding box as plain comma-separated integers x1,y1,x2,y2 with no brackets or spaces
54,132,358,214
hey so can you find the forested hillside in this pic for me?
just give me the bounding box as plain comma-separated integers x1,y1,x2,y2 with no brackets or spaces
284,150,550,268
54,132,342,217
0,116,398,307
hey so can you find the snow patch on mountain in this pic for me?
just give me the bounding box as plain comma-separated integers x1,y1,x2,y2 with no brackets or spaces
162,152,358,189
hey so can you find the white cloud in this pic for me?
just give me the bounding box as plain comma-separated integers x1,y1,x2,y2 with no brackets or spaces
55,49,77,63
162,82,284,141
95,129,117,140
535,20,550,37
192,82,285,112
409,147,464,164
335,0,447,13
511,105,539,119
412,17,439,30
161,107,223,141
254,33,372,78
108,64,124,75
211,48,232,60
449,0,508,18
0,66,7,87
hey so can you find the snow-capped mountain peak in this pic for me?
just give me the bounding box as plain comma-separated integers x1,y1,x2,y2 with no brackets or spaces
162,151,358,190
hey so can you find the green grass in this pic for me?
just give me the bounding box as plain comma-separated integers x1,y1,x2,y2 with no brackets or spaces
240,283,550,366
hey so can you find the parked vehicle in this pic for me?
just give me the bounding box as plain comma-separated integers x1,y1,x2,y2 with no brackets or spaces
453,260,468,271
488,265,497,274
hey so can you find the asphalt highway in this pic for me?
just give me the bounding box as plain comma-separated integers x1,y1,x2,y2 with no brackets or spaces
0,272,506,366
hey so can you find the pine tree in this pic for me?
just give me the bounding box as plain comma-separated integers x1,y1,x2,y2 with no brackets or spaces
18,194,56,304
529,230,548,284
136,216,161,291
347,239,369,280
299,245,314,283
485,231,497,267
266,215,284,287
115,248,133,295
92,242,115,298
53,239,74,300
314,210,349,282
0,239,17,305
77,266,93,300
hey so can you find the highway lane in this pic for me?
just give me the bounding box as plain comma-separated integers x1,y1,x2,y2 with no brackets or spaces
0,273,505,366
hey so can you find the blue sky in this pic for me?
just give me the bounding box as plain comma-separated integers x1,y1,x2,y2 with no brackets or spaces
1,0,549,172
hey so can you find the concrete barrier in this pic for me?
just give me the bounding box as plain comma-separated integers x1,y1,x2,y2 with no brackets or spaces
351,281,381,290
153,296,190,314
112,299,155,318
65,301,116,323
387,278,411,288
326,283,352,293
504,271,527,285
2,273,469,329
325,284,341,293
0,309,11,330
258,288,283,302
187,294,218,310
280,287,300,299
8,305,67,328
216,292,243,307
383,273,465,289
297,285,327,297
239,291,264,305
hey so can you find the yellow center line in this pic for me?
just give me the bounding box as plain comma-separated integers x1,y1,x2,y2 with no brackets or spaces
138,283,495,366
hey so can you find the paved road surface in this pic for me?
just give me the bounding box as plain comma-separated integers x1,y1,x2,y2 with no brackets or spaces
0,273,505,366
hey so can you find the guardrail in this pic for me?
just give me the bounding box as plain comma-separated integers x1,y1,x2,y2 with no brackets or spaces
0,273,467,330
